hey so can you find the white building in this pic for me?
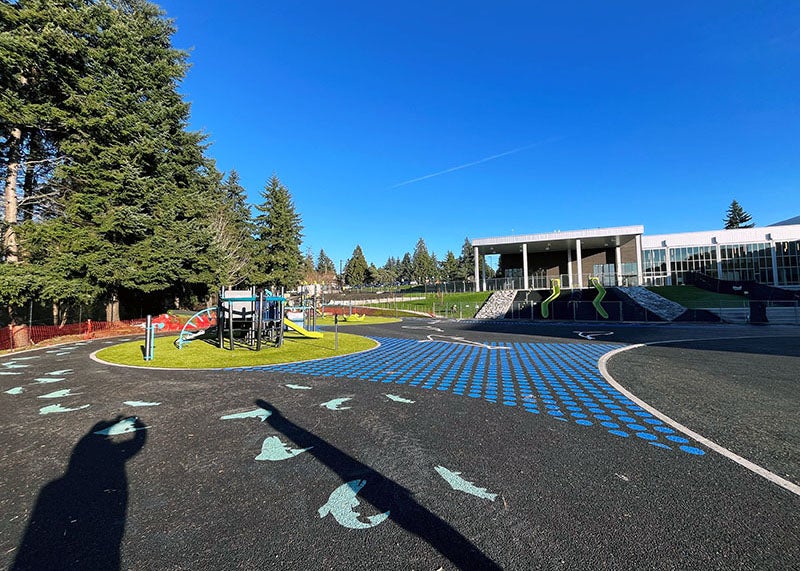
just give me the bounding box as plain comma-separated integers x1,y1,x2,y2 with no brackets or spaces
472,223,800,291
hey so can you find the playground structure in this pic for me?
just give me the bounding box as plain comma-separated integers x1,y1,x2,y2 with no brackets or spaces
176,287,324,351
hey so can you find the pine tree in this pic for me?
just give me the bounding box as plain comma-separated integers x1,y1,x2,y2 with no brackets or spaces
2,0,219,324
412,238,436,284
457,237,475,281
397,252,412,283
441,250,460,281
723,200,755,229
316,249,336,273
253,174,304,291
344,245,368,286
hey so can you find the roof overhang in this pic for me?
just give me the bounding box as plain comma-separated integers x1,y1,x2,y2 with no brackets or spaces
472,225,644,255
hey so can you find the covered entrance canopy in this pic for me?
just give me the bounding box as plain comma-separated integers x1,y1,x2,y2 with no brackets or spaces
472,225,644,291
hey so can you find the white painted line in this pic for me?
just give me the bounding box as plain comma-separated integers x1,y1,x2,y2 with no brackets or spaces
598,343,800,498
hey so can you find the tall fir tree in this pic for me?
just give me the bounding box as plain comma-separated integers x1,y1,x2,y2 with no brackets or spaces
253,174,304,291
412,238,436,284
723,200,754,229
316,249,336,273
2,0,219,324
344,245,368,286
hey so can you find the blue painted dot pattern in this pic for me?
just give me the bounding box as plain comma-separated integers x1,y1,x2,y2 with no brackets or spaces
235,337,705,456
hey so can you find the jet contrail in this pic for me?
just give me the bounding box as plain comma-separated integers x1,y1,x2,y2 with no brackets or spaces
391,137,561,189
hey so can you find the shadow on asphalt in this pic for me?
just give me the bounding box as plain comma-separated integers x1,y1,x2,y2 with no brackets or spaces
11,417,147,571
256,399,501,570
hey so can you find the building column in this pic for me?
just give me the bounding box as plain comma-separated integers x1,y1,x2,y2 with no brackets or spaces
771,241,780,286
576,239,583,288
615,245,623,286
474,246,480,292
715,243,722,280
482,256,487,291
635,234,643,286
664,246,672,286
522,243,529,290
567,247,573,289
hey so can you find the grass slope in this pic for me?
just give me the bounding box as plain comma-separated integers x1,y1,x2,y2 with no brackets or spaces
648,286,746,309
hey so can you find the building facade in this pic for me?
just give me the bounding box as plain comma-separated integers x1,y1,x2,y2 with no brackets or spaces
472,223,800,291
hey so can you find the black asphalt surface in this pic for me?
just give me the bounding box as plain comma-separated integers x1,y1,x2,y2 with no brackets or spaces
1,320,798,570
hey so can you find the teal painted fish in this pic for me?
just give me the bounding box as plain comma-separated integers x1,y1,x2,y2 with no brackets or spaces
4,386,24,394
220,408,272,421
255,436,312,461
285,384,312,390
93,417,147,436
386,394,415,404
38,389,79,399
123,401,161,407
434,466,497,501
320,397,352,411
39,403,90,415
318,480,389,529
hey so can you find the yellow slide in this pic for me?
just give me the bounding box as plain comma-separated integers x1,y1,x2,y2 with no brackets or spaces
283,318,323,338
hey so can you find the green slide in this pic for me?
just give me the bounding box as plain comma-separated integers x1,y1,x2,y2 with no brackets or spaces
589,276,609,319
541,278,561,319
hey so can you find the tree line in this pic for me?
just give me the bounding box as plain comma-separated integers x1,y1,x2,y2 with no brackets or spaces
0,0,304,327
331,238,493,288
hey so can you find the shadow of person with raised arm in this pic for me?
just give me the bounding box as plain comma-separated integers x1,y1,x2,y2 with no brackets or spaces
255,399,501,570
12,417,147,571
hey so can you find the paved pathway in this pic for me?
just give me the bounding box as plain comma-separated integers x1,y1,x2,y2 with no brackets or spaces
1,321,798,570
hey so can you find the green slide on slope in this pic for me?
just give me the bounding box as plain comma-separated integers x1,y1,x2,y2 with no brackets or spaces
589,276,609,319
284,318,324,338
541,278,561,319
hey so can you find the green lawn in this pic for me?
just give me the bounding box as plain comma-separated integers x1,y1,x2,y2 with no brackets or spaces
315,315,401,326
94,331,377,369
364,291,491,317
648,286,747,309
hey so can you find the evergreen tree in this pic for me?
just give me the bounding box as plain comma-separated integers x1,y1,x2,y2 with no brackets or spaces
723,200,755,229
253,174,304,291
457,237,475,281
397,252,412,283
366,263,379,285
2,0,219,323
441,250,460,281
412,238,436,284
344,245,368,286
316,249,336,273
381,256,398,284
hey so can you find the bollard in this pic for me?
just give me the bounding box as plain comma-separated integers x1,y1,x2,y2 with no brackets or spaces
144,315,154,361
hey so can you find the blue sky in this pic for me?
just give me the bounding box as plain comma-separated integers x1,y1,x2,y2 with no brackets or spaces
158,0,799,268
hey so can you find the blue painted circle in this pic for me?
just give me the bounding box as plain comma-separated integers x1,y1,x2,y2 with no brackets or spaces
608,429,629,438
600,421,619,429
571,412,588,419
635,432,658,441
617,416,637,423
548,410,565,417
666,435,689,444
679,445,705,456
594,414,612,421
653,426,675,434
649,442,672,450
626,424,649,431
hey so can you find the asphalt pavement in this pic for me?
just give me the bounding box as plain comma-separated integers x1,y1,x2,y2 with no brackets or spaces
1,320,798,570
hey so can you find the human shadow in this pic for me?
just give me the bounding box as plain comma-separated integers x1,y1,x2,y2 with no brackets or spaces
255,399,501,570
12,417,147,571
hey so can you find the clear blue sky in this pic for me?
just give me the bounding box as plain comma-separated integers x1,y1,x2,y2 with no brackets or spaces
158,0,799,268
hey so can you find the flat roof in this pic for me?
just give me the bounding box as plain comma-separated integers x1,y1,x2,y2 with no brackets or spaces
472,225,644,255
